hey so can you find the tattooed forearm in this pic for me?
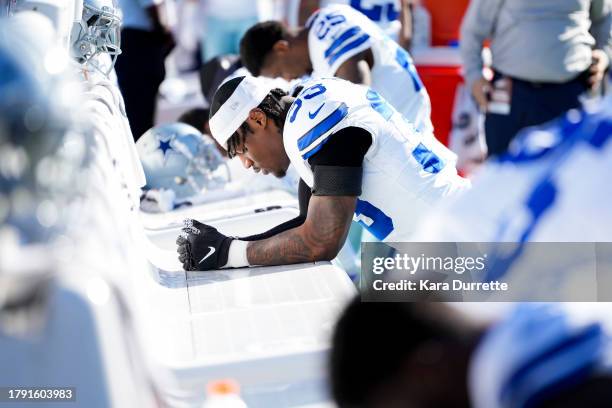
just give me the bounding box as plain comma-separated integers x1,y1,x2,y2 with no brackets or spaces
246,195,356,266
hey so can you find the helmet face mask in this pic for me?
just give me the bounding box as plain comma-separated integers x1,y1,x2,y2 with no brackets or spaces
71,0,121,76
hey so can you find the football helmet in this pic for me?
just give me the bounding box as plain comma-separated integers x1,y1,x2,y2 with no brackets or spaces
70,0,121,76
5,0,81,52
136,123,230,200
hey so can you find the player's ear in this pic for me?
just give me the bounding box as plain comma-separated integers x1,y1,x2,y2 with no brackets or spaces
273,40,290,54
248,108,267,128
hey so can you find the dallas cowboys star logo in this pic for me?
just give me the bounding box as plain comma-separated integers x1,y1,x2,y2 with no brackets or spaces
158,138,174,163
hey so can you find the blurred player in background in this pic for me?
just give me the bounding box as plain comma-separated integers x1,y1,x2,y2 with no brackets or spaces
411,92,612,302
176,76,468,271
330,299,612,408
294,0,415,50
413,98,612,243
240,3,434,134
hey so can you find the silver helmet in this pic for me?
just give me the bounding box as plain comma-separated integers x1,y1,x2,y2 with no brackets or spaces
70,0,121,76
136,123,230,200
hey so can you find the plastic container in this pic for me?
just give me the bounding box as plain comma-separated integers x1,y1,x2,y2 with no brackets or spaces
420,0,470,46
414,47,464,147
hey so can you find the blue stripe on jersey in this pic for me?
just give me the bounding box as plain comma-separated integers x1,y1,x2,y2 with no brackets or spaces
412,143,445,174
302,137,329,160
327,33,371,67
298,103,349,158
588,117,612,149
395,47,423,92
324,26,361,59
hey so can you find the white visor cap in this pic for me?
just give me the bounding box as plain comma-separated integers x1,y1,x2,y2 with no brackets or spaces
208,76,276,150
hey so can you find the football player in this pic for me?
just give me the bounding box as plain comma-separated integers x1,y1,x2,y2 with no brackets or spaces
239,3,433,134
410,97,612,301
330,299,612,408
176,75,469,271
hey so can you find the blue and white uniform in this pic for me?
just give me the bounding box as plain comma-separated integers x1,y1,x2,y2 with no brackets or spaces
306,4,433,134
284,77,469,242
411,100,612,300
320,0,401,39
470,303,612,408
413,101,612,243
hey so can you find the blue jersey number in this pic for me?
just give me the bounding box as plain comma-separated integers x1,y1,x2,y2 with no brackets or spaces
354,199,394,241
350,0,399,22
314,12,347,40
288,83,328,123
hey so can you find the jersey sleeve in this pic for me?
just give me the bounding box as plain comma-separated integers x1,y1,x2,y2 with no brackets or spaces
307,5,374,77
307,126,372,167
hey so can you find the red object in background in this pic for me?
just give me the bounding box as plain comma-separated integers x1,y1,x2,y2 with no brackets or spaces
415,49,464,147
420,0,470,46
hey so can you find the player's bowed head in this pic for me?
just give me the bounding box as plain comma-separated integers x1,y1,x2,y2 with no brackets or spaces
208,76,294,178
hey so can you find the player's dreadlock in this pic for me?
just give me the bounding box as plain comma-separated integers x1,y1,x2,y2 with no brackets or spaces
225,87,290,159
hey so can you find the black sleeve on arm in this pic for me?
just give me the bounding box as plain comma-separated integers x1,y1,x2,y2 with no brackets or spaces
308,126,372,196
239,179,312,241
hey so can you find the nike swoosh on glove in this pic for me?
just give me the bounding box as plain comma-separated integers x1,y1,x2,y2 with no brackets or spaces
176,219,233,271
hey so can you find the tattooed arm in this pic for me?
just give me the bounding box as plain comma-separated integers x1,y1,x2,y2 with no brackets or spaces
246,194,357,266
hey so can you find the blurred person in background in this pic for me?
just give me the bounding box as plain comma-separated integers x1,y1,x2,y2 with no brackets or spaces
412,90,612,243
330,299,612,408
461,0,612,157
115,0,175,141
410,88,612,303
198,0,259,63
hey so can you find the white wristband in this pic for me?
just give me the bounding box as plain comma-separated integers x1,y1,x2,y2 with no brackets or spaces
225,240,249,268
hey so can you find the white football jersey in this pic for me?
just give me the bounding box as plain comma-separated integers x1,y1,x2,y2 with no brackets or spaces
413,103,612,243
320,0,401,38
410,102,612,301
306,4,433,134
284,78,469,242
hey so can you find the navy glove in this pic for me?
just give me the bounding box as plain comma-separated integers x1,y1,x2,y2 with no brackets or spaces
176,219,233,271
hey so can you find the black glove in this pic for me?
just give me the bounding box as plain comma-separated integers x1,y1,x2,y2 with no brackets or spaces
176,219,233,271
